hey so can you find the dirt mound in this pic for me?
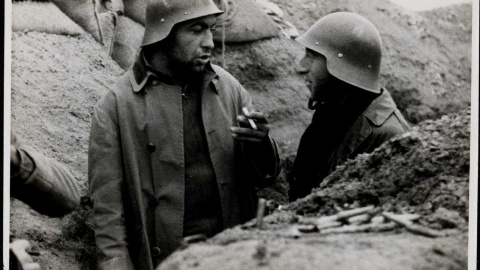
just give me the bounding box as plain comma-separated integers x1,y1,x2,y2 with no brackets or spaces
156,109,470,270
158,233,467,270
286,109,470,230
8,0,472,269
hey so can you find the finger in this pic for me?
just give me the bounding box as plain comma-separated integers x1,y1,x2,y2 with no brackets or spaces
236,115,256,129
237,116,270,132
23,263,41,270
244,112,268,123
12,239,31,249
231,134,263,143
231,127,266,138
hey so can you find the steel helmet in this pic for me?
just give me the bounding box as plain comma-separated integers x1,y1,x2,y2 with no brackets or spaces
296,12,382,93
141,0,224,47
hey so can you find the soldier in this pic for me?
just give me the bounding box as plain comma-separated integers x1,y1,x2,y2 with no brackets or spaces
10,133,81,216
10,132,81,269
289,12,410,202
88,1,280,269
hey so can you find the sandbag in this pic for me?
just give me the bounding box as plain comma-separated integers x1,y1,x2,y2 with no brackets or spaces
213,0,279,43
12,1,84,36
50,0,103,41
122,0,147,25
110,15,145,70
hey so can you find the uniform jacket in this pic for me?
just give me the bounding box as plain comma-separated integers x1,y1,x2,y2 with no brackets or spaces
327,88,410,172
88,58,280,270
290,88,410,201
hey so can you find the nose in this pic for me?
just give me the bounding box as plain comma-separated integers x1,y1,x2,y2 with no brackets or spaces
201,29,215,50
295,56,310,74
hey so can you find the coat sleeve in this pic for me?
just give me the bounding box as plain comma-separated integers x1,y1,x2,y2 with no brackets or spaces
88,92,135,270
10,146,81,217
236,82,281,187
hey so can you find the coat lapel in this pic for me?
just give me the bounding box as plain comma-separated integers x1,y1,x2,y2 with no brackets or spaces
328,114,372,171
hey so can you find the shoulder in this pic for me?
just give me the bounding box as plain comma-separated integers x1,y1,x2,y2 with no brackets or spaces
93,72,134,123
96,72,132,109
369,112,409,141
211,64,240,84
210,64,251,102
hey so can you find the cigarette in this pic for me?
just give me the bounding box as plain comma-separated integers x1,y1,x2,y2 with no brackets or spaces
242,107,258,130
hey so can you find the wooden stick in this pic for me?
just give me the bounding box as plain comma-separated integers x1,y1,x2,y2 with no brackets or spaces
320,222,397,235
92,0,104,44
108,11,118,56
404,224,445,238
316,205,375,225
336,205,376,220
347,214,371,225
382,212,444,238
256,198,267,229
316,221,342,230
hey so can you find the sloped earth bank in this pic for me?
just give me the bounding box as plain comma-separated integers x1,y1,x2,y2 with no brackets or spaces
157,109,470,270
10,31,122,270
9,1,471,270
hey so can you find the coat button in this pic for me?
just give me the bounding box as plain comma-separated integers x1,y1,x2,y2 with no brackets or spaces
150,197,159,207
152,247,161,257
151,79,160,86
147,143,156,153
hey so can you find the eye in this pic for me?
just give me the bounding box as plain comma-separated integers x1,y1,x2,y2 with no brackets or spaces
306,50,316,59
190,25,203,33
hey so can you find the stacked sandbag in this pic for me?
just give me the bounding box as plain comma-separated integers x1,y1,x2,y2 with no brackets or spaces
110,15,145,70
120,0,279,43
122,0,147,25
50,0,103,42
12,1,84,36
213,0,279,43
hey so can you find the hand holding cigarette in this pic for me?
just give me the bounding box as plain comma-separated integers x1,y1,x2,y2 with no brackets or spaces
230,107,270,144
242,107,258,130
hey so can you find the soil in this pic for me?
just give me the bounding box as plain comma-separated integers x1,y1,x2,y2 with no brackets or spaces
156,108,470,270
287,109,470,230
8,0,472,269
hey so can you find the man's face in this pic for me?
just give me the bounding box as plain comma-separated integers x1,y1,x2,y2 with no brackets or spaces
167,15,217,74
298,49,330,102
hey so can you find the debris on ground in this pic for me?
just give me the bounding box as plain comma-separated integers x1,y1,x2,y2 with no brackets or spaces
8,0,472,269
285,109,470,232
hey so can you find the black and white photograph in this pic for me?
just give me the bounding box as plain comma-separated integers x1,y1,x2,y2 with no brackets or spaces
3,0,479,269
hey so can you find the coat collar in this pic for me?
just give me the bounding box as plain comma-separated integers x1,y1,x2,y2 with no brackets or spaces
328,88,397,169
129,51,219,94
363,88,396,126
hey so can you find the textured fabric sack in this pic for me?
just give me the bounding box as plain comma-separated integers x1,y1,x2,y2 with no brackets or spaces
110,15,145,70
12,2,84,36
213,0,279,43
122,0,147,25
50,0,103,41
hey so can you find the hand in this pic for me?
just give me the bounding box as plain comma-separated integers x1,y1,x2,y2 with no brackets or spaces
231,108,270,144
11,144,20,169
10,239,41,270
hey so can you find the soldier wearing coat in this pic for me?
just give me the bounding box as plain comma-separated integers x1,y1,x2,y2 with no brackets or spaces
88,1,280,269
289,12,410,202
10,133,81,216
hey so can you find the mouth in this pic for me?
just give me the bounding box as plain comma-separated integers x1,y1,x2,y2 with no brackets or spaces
199,55,210,61
194,55,211,66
